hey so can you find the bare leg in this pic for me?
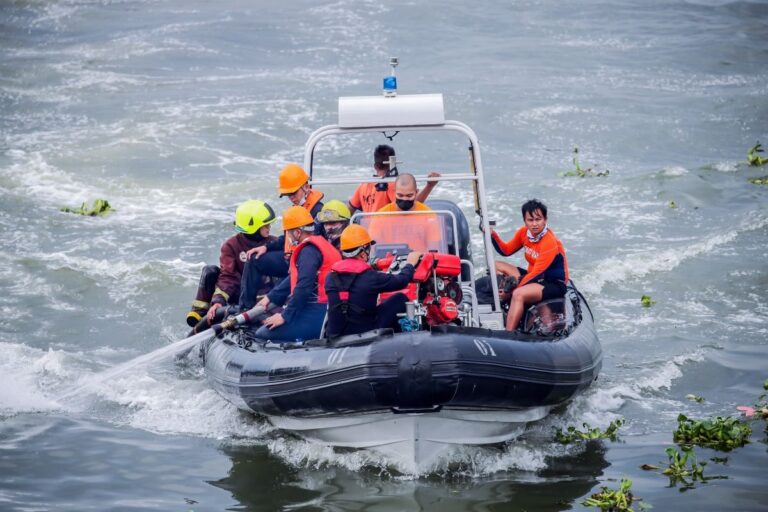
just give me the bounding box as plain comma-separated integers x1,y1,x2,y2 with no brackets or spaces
506,283,544,331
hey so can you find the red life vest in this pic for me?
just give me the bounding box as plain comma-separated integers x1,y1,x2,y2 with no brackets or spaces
289,235,341,304
329,258,371,301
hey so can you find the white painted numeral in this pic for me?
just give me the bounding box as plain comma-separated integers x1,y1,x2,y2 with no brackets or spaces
327,347,349,365
473,338,496,357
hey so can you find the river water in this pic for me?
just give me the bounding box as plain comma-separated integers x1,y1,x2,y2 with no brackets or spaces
1,0,767,510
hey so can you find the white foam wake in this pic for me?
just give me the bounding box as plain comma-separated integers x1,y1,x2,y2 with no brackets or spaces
0,343,74,416
578,213,768,295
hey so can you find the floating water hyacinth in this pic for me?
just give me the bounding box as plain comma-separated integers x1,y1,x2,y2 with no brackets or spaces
748,176,768,185
581,478,646,511
747,142,768,166
662,446,709,490
560,147,610,177
640,295,656,307
60,198,114,216
554,418,625,444
673,414,751,451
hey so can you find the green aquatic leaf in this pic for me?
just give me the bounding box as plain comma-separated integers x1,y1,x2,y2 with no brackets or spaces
560,146,610,178
582,477,639,511
663,446,711,490
554,419,625,444
60,198,115,216
673,414,751,451
749,176,768,185
747,142,768,166
640,295,656,307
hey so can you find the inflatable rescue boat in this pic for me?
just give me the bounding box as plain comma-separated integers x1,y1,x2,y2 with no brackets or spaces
201,62,602,472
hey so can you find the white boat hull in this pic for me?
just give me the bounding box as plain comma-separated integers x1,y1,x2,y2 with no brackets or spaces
268,406,552,473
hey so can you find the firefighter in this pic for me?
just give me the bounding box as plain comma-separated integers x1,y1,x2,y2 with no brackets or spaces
490,199,569,332
185,200,277,326
324,224,422,337
347,145,441,213
253,206,340,342
316,199,351,250
238,163,325,309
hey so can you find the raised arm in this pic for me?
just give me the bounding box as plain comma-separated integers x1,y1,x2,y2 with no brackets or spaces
415,171,440,203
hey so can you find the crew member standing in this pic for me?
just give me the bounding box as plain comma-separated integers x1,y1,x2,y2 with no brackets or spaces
348,145,440,213
325,225,422,337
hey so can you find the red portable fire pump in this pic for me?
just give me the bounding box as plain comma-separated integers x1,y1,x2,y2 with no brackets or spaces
375,251,463,327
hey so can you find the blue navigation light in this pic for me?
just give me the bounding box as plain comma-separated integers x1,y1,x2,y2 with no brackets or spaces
383,75,397,96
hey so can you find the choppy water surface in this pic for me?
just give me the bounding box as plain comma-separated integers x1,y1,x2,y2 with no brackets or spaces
1,0,767,510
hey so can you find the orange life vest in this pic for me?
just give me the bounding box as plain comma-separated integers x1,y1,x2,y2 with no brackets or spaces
283,188,325,257
288,235,341,304
303,188,324,214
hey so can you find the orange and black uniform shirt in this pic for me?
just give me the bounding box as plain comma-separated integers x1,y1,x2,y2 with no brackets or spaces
491,227,569,286
349,182,396,213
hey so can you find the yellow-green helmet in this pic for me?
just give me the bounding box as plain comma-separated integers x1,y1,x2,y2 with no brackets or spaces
234,200,276,235
316,199,351,224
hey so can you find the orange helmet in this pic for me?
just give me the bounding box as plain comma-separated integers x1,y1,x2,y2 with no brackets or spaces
340,224,375,255
282,205,314,231
278,163,309,196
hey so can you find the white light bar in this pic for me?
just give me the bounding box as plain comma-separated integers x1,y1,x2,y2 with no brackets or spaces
338,94,445,128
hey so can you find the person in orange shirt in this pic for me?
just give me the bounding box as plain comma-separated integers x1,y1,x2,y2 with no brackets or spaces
490,199,569,332
348,145,440,213
366,173,444,253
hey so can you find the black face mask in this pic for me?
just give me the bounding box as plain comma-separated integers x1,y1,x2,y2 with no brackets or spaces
396,198,415,211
